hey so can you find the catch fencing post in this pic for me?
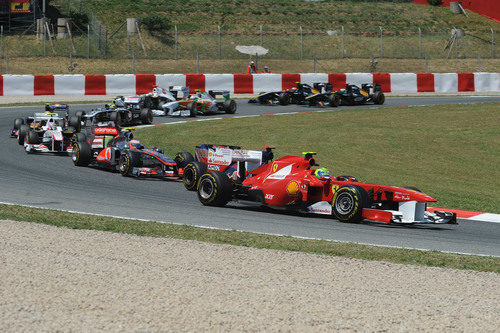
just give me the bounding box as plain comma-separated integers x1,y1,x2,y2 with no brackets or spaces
5,52,8,74
87,24,90,58
477,54,481,72
300,26,303,60
425,53,428,73
132,50,135,74
43,21,46,56
196,52,199,74
174,25,178,60
341,26,344,58
313,54,316,73
260,24,263,46
218,25,221,59
379,26,383,58
0,26,3,59
418,27,422,58
491,28,495,58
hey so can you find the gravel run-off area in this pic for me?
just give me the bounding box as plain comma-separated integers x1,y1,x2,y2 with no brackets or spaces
0,219,499,332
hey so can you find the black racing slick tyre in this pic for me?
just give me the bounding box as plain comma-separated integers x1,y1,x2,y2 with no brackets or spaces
28,131,40,144
373,92,385,105
73,132,87,144
278,93,290,106
328,94,341,107
13,118,24,130
110,111,121,125
72,141,92,167
183,161,207,191
119,151,140,176
197,171,233,207
75,111,85,119
332,185,368,223
68,116,81,132
404,186,422,192
187,102,197,117
224,99,237,114
17,124,28,145
140,108,153,124
174,152,195,169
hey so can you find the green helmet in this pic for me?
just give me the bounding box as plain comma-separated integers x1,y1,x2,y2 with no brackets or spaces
314,167,331,180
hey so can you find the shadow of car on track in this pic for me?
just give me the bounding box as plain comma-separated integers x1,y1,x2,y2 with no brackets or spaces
219,202,456,230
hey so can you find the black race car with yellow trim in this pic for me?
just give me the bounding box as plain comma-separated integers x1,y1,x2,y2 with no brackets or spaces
334,83,385,105
249,82,333,106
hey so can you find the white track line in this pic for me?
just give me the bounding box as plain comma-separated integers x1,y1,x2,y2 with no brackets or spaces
0,201,496,257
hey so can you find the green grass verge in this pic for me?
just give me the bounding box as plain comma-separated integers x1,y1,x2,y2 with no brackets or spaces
135,102,500,213
1,203,498,272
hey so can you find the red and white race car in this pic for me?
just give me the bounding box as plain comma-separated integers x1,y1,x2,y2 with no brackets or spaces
183,147,457,225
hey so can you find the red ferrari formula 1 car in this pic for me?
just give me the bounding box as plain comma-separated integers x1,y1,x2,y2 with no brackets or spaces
189,149,457,225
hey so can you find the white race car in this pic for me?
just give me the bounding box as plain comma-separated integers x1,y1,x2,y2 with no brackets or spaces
17,111,78,154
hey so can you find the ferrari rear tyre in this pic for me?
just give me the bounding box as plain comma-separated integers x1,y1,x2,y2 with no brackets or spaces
17,125,28,145
197,171,233,206
13,118,24,130
278,93,290,106
187,102,197,117
140,108,153,124
72,141,92,167
28,131,40,144
68,116,81,132
183,161,207,191
224,99,237,114
373,92,385,105
328,94,341,107
174,152,195,169
332,185,368,223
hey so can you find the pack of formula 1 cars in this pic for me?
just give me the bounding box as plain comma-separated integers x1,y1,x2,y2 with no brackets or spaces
9,84,460,226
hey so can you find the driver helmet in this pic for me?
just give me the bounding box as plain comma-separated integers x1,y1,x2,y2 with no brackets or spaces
109,104,117,110
314,167,331,180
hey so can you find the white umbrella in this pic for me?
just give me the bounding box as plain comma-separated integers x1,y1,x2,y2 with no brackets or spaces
235,45,269,56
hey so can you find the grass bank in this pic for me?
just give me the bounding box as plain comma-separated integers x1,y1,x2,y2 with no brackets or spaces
0,203,497,272
1,56,499,75
135,102,500,213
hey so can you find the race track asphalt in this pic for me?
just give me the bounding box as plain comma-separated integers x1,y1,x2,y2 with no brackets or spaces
1,96,499,256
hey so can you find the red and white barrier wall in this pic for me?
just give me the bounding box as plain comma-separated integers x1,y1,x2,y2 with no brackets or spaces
0,73,498,96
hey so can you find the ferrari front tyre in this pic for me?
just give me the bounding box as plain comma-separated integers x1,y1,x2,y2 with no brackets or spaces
197,171,233,207
28,131,40,144
140,108,153,124
72,141,92,166
328,94,340,107
174,151,195,169
68,116,81,132
332,185,368,223
187,102,197,117
278,93,290,106
13,118,24,130
224,99,237,114
183,161,207,191
17,124,28,145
